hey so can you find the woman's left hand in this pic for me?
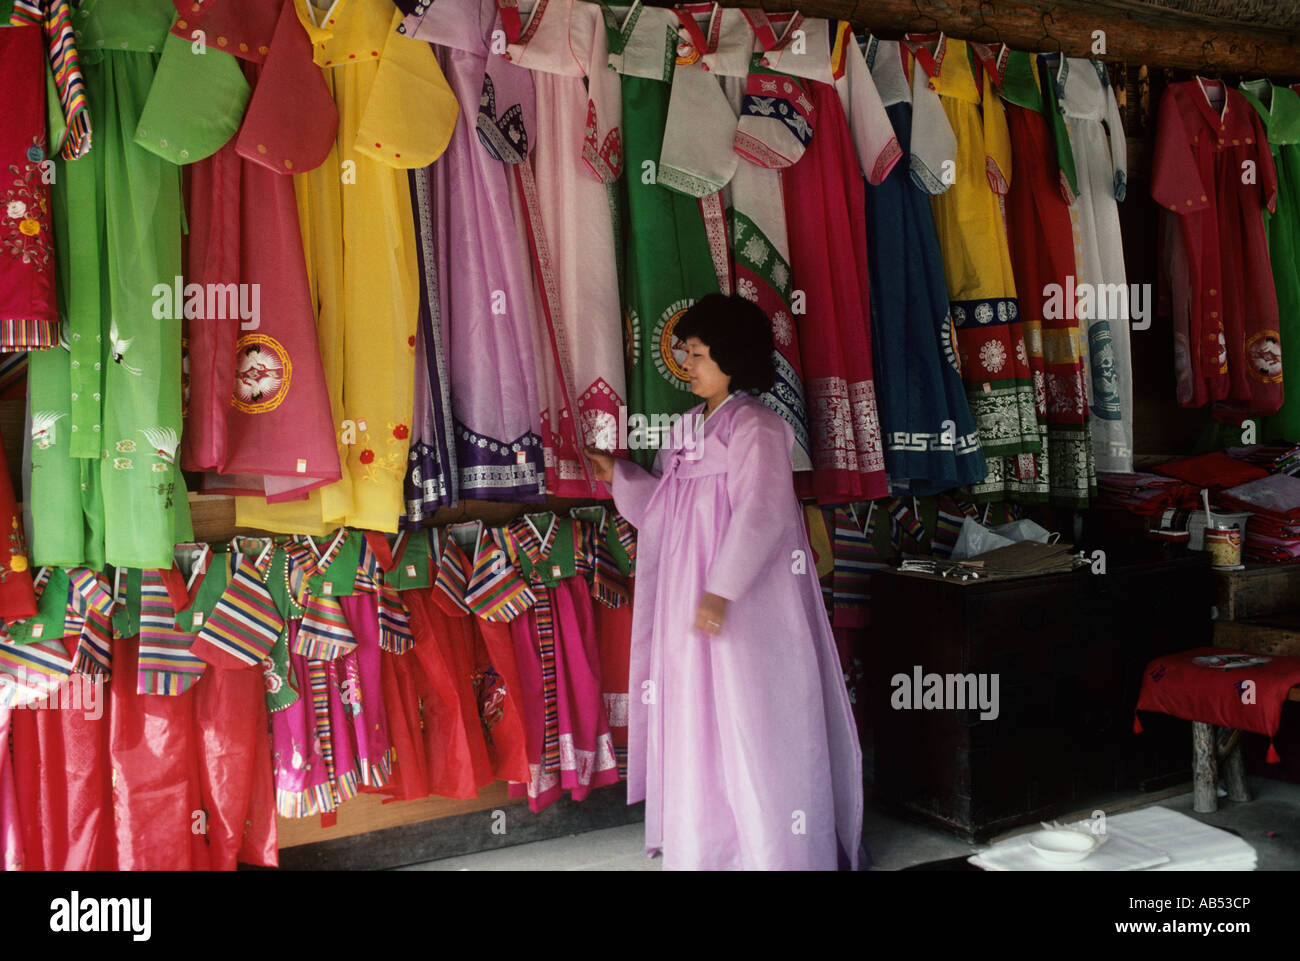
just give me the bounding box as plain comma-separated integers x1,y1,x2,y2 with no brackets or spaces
695,591,727,636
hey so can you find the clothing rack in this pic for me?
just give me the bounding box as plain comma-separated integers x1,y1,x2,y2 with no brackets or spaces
665,0,1300,76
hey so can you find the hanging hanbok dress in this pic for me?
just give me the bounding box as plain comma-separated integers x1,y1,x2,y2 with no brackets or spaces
5,570,111,870
103,542,277,869
0,437,36,621
369,529,430,799
261,531,393,814
496,0,626,496
400,0,547,504
856,35,985,495
998,48,1096,507
0,702,20,869
771,16,891,503
504,512,619,809
651,3,813,473
0,20,58,352
907,33,1039,502
413,524,532,788
169,0,344,504
236,0,458,534
610,391,863,869
399,529,504,798
9,672,115,870
1049,56,1135,471
1153,79,1279,423
27,0,194,570
571,505,635,779
1240,81,1300,442
603,1,721,467
8,0,92,161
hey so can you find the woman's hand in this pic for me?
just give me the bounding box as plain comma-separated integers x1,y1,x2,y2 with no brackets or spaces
584,446,614,484
695,591,727,636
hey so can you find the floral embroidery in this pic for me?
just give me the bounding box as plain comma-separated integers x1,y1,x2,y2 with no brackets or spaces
741,234,770,267
3,137,52,271
354,422,416,484
263,657,282,694
979,341,1007,372
770,260,789,290
115,439,136,453
736,277,758,302
0,517,29,583
113,458,134,471
772,310,793,346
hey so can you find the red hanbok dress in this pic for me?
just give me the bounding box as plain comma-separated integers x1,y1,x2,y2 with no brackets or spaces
1153,79,1280,422
178,0,342,502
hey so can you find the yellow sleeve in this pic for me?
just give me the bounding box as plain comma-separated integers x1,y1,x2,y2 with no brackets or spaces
353,8,458,169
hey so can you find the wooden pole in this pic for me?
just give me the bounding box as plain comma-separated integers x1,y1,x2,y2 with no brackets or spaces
1217,727,1253,803
1192,721,1218,813
685,0,1300,77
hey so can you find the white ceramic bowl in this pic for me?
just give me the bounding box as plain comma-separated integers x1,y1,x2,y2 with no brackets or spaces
1028,829,1101,864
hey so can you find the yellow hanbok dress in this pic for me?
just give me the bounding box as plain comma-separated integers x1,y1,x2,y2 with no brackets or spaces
236,0,457,534
905,34,1040,501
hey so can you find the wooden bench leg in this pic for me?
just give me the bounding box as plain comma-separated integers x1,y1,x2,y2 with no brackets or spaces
1218,728,1253,803
1193,722,1218,813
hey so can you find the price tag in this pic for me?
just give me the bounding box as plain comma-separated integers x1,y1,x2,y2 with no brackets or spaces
323,582,334,595
31,623,43,638
516,450,527,464
405,564,417,577
358,419,368,431
551,564,562,579
296,459,307,474
193,612,204,626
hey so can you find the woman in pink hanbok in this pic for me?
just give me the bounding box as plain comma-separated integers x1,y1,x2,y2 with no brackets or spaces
585,294,864,871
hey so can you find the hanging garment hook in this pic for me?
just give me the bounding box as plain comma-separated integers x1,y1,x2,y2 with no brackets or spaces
908,0,940,34
1035,9,1062,55
969,0,1002,44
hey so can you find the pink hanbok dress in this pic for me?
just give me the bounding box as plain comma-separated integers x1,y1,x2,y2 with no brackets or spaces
611,391,864,870
504,513,619,809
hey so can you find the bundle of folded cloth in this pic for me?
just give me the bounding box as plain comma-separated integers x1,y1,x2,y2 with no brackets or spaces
1216,474,1300,564
1225,443,1300,477
1153,451,1270,490
1096,472,1200,517
969,806,1257,871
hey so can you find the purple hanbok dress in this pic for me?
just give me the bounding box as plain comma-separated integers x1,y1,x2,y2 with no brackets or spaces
611,391,864,870
401,0,546,505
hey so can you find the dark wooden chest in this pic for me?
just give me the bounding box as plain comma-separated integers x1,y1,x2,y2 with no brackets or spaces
870,548,1210,841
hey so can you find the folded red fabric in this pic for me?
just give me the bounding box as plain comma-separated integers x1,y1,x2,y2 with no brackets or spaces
1152,451,1270,490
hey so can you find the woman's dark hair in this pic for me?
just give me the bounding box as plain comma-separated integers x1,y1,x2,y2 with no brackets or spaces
674,293,776,394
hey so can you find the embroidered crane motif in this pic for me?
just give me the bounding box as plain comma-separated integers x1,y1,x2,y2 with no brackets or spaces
109,320,142,375
31,410,65,449
139,426,179,465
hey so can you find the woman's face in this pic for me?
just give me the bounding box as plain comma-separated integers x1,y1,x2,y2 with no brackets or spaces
681,337,730,399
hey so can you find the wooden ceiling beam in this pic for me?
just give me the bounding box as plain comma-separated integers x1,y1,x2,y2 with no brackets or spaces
660,0,1300,76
